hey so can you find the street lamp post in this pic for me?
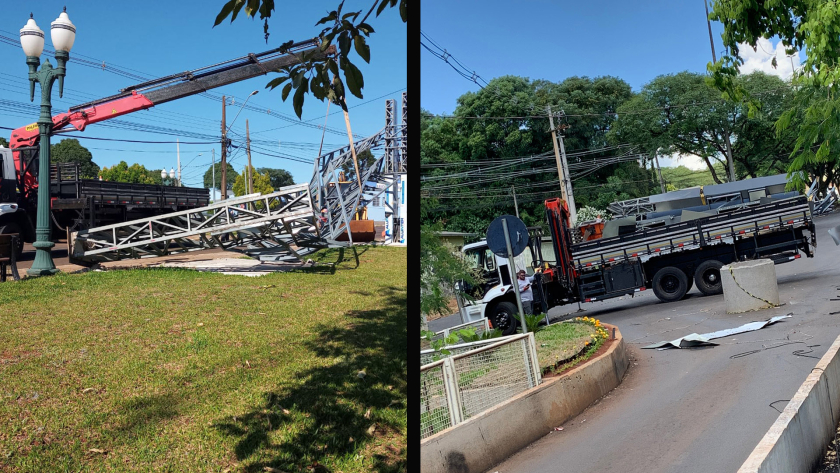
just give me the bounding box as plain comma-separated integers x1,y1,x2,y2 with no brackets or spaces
20,9,76,277
161,168,177,186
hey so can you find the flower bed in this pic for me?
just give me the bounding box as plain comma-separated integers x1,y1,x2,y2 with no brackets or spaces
535,316,611,376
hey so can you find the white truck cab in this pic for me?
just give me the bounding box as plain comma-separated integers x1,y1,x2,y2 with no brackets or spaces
458,240,538,334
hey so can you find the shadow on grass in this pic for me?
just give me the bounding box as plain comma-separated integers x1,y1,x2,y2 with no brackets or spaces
213,285,407,472
114,392,182,436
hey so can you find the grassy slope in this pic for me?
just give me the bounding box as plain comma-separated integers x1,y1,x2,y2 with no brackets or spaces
0,246,406,473
534,322,598,374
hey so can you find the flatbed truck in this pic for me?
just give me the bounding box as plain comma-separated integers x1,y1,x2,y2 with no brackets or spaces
460,195,816,335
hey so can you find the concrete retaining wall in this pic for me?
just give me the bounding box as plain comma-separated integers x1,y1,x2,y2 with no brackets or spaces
420,324,629,473
739,333,840,473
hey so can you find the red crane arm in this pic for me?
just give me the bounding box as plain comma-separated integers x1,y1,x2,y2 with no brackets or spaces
9,92,154,149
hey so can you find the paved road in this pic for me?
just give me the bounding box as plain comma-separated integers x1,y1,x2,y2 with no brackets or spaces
479,210,840,473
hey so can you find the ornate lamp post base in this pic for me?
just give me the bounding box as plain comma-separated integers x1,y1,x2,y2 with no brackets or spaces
28,240,58,276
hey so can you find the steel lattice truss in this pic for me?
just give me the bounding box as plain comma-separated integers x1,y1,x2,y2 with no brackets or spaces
607,196,654,217
69,184,324,262
70,95,407,263
310,92,407,242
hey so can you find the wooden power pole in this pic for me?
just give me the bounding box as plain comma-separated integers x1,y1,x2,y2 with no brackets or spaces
246,119,253,208
220,95,227,200
548,106,577,225
547,106,569,204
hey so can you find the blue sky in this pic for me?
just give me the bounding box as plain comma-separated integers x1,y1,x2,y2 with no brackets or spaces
0,1,406,189
421,0,800,168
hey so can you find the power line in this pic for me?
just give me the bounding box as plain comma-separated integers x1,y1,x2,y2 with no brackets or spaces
250,88,407,135
420,30,488,89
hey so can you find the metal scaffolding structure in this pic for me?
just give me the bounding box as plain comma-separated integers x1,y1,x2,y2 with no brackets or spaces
69,184,323,262
70,96,408,263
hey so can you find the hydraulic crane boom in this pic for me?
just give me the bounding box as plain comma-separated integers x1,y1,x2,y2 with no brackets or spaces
9,38,332,192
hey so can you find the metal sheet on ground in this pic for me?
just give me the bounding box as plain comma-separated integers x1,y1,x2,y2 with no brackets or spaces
643,314,792,349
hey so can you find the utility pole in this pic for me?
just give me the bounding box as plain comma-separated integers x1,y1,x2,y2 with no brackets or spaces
220,95,227,200
548,107,577,224
511,185,520,218
246,119,253,209
723,136,736,182
176,138,181,187
211,148,215,202
547,106,569,205
652,152,666,193
557,129,577,225
704,0,717,63
705,0,737,182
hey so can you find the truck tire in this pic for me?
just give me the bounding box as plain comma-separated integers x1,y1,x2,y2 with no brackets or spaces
490,301,520,336
0,223,24,259
652,266,689,303
694,260,724,296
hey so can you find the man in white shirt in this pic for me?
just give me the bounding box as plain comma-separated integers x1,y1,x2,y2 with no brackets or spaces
517,269,535,315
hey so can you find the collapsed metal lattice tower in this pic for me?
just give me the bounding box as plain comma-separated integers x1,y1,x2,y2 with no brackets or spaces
69,184,327,263
70,95,408,264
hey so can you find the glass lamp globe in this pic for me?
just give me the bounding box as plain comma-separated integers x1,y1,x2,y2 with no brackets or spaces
169,168,176,179
20,15,45,57
161,169,168,179
50,8,76,52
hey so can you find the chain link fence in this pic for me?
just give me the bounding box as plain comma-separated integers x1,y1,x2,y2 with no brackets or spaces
420,332,541,440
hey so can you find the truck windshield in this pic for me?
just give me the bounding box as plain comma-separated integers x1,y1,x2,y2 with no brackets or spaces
464,246,496,273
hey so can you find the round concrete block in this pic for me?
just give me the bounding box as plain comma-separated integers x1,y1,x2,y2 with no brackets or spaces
720,259,780,314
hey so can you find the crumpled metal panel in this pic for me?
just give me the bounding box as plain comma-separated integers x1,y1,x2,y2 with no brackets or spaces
643,314,792,350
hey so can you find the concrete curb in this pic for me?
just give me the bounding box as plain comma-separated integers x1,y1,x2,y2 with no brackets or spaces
420,324,629,473
738,333,840,473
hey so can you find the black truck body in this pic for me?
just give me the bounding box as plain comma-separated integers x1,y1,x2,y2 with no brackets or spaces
0,147,209,250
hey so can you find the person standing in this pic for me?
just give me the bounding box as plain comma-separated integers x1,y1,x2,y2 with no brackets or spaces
517,269,536,315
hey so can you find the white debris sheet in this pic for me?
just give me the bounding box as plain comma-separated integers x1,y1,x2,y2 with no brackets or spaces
643,314,792,350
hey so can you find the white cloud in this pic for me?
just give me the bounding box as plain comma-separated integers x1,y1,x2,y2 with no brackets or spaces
738,37,800,80
656,153,708,171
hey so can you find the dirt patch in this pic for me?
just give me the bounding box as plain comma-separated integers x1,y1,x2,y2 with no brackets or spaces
426,298,460,321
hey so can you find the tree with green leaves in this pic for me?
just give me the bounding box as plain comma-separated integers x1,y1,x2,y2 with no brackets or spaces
100,161,163,184
608,71,795,183
420,198,479,329
422,74,649,235
256,167,294,189
0,137,8,148
50,139,100,179
708,0,840,195
340,148,376,181
233,166,274,209
204,162,239,191
214,0,406,118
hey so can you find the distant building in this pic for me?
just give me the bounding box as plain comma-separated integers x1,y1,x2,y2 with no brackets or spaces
436,231,478,251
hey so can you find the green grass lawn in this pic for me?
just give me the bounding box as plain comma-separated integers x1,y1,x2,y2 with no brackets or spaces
0,246,406,473
534,321,599,374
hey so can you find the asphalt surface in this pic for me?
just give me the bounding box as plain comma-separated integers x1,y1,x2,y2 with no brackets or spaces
443,210,840,473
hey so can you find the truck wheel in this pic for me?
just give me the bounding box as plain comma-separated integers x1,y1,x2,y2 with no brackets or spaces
0,223,24,259
652,266,689,302
694,260,724,296
491,301,520,336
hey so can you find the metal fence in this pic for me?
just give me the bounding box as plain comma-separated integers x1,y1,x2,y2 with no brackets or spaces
420,318,491,351
420,332,541,440
420,338,505,366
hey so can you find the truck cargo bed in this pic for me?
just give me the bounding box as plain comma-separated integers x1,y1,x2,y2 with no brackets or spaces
49,163,209,210
571,196,814,269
